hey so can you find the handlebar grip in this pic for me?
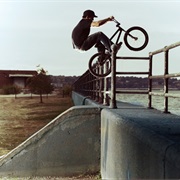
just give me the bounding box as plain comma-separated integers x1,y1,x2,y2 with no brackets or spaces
113,19,120,25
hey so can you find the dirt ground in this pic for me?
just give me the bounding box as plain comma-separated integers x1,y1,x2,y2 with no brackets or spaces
0,95,73,156
0,174,100,179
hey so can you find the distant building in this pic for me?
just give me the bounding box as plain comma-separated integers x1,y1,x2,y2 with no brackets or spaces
0,70,37,89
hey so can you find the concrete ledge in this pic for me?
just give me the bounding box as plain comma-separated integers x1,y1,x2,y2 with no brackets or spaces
101,106,180,179
0,106,101,177
72,91,99,107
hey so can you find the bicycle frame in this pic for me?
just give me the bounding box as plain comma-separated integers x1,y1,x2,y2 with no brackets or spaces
110,19,124,44
110,19,138,44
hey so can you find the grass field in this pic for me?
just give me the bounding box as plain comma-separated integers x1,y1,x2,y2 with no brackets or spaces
0,95,73,156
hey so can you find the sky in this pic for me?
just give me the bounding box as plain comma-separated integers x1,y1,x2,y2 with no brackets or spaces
0,0,179,76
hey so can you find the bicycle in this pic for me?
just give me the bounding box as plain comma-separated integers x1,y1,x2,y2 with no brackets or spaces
88,19,149,77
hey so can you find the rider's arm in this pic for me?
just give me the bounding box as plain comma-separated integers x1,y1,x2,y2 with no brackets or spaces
91,16,114,27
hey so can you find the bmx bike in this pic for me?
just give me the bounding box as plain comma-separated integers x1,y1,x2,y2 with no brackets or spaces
88,19,149,77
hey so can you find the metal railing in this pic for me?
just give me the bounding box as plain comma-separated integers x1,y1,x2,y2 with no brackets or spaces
73,41,180,113
148,41,180,113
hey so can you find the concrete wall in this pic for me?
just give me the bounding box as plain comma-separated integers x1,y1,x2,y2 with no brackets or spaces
101,107,180,179
72,91,180,179
0,105,101,177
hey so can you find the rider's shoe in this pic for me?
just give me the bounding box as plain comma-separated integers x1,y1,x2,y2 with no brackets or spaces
117,42,122,50
111,42,122,53
104,51,111,57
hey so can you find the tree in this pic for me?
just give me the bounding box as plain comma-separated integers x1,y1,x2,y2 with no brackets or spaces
62,85,73,97
27,68,54,103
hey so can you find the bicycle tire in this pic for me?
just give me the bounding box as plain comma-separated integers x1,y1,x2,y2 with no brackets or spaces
124,26,149,51
88,52,111,78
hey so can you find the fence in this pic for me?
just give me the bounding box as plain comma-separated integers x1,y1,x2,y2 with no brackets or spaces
148,42,180,113
73,41,180,113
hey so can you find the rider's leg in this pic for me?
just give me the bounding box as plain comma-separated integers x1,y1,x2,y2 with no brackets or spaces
81,32,112,53
95,42,111,65
95,42,105,53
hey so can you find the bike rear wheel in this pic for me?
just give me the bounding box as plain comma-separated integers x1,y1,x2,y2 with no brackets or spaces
88,52,111,78
124,26,149,51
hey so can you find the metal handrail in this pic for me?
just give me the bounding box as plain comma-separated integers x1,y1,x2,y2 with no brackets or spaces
148,41,180,113
73,41,180,114
109,44,150,108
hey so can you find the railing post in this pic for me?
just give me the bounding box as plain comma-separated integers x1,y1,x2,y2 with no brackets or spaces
99,66,104,104
103,61,109,106
148,53,153,109
92,74,96,100
89,72,93,98
95,63,99,102
164,48,169,113
110,45,117,108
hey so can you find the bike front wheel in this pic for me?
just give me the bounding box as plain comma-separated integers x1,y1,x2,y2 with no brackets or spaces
124,26,149,51
88,52,111,78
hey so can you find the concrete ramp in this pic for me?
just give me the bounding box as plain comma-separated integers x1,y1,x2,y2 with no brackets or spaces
0,106,101,177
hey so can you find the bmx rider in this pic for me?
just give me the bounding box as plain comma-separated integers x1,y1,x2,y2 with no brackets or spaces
72,10,114,54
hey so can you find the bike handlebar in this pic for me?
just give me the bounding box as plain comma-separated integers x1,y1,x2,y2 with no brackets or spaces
113,19,121,26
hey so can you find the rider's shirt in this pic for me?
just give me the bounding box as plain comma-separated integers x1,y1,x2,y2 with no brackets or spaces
72,19,92,49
